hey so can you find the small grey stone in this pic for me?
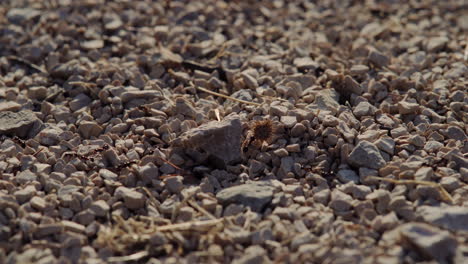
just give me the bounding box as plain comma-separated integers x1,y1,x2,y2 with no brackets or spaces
350,65,369,75
27,86,48,100
291,232,317,251
424,141,443,152
440,177,461,193
78,121,103,139
313,89,340,114
280,116,297,128
216,181,275,212
415,167,433,181
30,196,47,211
242,72,258,90
115,187,146,210
120,90,161,103
81,39,104,50
293,57,319,72
99,169,118,181
426,36,449,52
138,163,159,184
89,200,110,217
372,212,399,232
341,182,372,200
164,176,184,193
232,245,268,264
408,135,426,147
368,50,390,68
418,206,468,232
35,224,63,238
269,105,288,116
0,111,43,139
446,126,466,141
7,8,41,24
329,189,353,212
175,98,198,118
375,137,395,154
353,101,376,118
280,156,294,173
348,141,386,169
313,189,330,205
102,148,121,167
69,93,92,111
16,170,37,184
105,17,123,30
344,75,364,95
0,101,21,112
171,115,241,168
36,126,63,146
290,123,307,137
337,169,359,184
14,185,37,204
398,101,420,115
399,223,457,263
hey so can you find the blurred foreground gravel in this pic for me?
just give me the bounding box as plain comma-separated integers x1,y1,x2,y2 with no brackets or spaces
0,0,467,263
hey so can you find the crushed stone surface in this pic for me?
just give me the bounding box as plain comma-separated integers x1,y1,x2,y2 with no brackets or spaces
0,0,467,263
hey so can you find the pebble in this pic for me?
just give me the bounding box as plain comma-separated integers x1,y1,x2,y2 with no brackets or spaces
78,121,103,139
14,188,36,206
368,49,390,68
81,40,104,50
164,176,184,193
0,111,44,138
30,196,47,211
0,101,21,112
344,75,364,95
374,137,395,154
337,169,360,184
69,94,92,111
353,101,376,118
7,8,41,24
329,189,353,212
399,223,457,263
89,200,110,217
216,181,275,212
348,141,386,169
418,206,468,232
115,187,146,210
171,115,242,168
414,167,433,181
423,140,444,152
314,89,340,114
350,65,369,75
16,170,38,184
426,36,449,52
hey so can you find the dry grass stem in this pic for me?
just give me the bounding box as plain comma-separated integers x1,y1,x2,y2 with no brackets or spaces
368,176,454,204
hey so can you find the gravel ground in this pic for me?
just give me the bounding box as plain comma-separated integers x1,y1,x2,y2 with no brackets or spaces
1,0,467,263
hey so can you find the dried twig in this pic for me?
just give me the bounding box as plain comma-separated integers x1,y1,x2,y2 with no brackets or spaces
368,176,454,204
107,251,149,263
7,55,47,74
188,200,217,220
189,81,262,106
157,218,224,232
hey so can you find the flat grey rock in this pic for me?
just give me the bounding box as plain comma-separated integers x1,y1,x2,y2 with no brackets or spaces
7,8,41,24
172,115,242,168
216,181,275,212
348,140,386,169
399,223,457,263
417,206,468,232
0,111,43,139
313,89,340,115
